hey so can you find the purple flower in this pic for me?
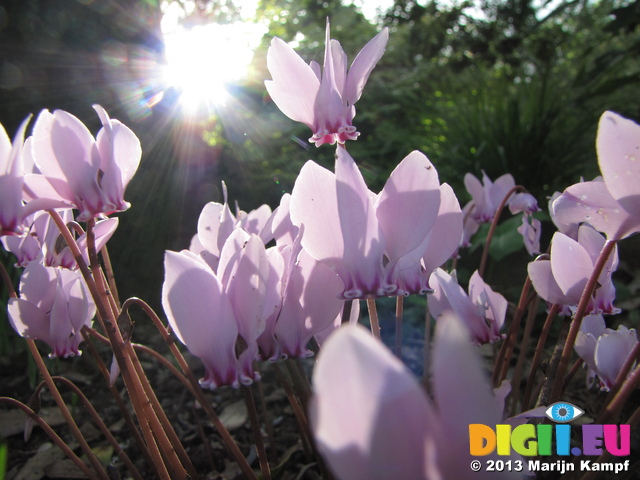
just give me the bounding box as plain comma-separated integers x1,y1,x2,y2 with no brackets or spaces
428,269,507,344
310,315,527,480
7,262,95,358
517,214,541,256
2,210,118,269
597,111,640,218
0,115,31,236
162,249,241,389
265,20,388,146
25,105,141,221
552,111,640,241
463,170,515,223
163,230,280,388
290,148,453,298
528,225,619,315
257,237,344,361
575,314,638,390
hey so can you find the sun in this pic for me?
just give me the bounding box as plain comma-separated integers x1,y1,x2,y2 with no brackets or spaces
161,5,266,112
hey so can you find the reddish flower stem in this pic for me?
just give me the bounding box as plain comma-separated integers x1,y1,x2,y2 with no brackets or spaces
243,385,272,480
0,397,98,479
80,326,154,468
509,293,540,417
478,185,526,278
492,274,533,386
598,341,640,422
521,303,560,410
395,295,404,358
49,376,144,480
597,362,640,424
0,259,17,298
120,297,258,480
366,298,381,339
48,211,174,479
25,339,110,480
550,239,617,402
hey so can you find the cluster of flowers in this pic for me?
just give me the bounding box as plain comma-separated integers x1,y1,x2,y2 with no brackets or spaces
2,17,639,480
1,105,141,357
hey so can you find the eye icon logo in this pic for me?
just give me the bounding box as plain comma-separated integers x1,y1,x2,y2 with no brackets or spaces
545,402,584,423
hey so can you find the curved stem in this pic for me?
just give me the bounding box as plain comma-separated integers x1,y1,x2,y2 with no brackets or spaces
121,297,257,480
550,240,617,401
508,293,540,416
81,326,154,468
522,303,560,411
50,377,144,480
492,274,532,386
0,397,98,480
598,341,640,419
0,259,17,298
243,386,271,480
25,339,110,480
478,185,526,278
597,363,640,424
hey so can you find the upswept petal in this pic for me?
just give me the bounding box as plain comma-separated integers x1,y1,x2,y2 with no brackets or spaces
196,201,235,259
422,183,463,276
343,27,389,105
527,259,568,307
94,105,141,211
310,325,438,480
265,37,319,128
162,250,239,389
0,115,31,235
489,173,516,211
375,151,440,262
469,270,507,335
223,233,271,384
32,109,103,215
575,315,606,373
550,233,592,302
552,180,640,240
267,193,299,247
274,249,344,358
335,148,387,297
0,122,11,172
7,297,50,342
19,261,57,311
597,111,640,215
594,327,638,389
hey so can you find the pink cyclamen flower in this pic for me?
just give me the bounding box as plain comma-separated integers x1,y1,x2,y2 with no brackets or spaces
310,316,527,480
552,111,640,241
25,105,141,221
463,170,516,223
428,268,507,344
528,225,619,315
163,230,280,389
291,148,452,298
0,115,31,236
575,314,638,390
257,235,345,361
265,20,388,146
8,262,95,358
517,214,541,256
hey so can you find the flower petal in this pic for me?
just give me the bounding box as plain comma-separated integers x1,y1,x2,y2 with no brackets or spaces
310,325,437,480
597,111,640,215
265,37,319,128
